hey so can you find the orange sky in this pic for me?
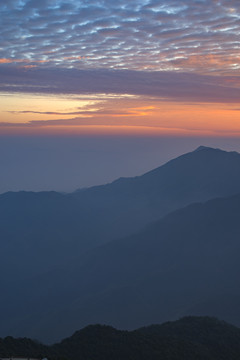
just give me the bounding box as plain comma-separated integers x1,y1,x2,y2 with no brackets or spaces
1,91,240,137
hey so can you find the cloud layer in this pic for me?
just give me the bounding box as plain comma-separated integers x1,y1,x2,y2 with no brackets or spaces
1,67,240,104
1,0,240,73
1,0,240,136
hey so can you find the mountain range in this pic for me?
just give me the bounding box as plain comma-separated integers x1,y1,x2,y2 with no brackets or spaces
1,146,240,342
1,317,240,360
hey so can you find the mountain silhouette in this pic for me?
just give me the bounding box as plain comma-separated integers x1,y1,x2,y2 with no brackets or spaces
3,191,240,342
1,317,240,360
1,146,240,341
2,146,240,269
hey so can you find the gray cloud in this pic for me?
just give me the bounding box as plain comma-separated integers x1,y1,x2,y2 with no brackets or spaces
1,66,240,103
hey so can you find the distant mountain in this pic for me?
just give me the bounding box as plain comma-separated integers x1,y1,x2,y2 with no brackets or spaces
2,146,240,341
1,317,240,360
2,146,240,273
71,146,240,240
3,192,240,342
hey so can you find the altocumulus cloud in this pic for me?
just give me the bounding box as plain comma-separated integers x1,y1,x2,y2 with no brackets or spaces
0,0,240,107
0,0,240,72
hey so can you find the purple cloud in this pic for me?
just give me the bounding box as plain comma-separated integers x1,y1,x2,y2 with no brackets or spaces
0,66,240,103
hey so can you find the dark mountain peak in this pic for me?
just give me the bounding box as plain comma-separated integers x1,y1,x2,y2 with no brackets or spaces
167,316,230,329
193,145,239,156
142,144,240,183
3,317,240,360
59,325,121,346
194,145,219,152
137,316,233,335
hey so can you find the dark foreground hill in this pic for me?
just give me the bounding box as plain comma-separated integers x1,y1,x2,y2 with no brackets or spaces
1,317,240,360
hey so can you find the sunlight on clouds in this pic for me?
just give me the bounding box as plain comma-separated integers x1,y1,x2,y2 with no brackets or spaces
0,1,240,141
0,92,140,125
0,93,102,123
1,92,240,137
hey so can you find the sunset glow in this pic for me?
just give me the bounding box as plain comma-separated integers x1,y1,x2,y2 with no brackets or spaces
1,91,240,136
0,0,240,138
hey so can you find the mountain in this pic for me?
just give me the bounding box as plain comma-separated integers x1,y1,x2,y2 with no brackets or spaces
1,317,240,360
3,191,240,342
2,146,240,341
71,145,240,240
2,146,240,274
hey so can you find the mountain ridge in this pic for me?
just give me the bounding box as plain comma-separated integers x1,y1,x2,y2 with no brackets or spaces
1,317,240,360
4,191,240,342
2,146,240,341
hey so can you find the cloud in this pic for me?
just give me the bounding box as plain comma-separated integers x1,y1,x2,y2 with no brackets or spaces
64,56,90,61
7,106,153,117
0,58,50,65
2,0,240,138
0,0,240,73
1,66,240,104
170,54,240,72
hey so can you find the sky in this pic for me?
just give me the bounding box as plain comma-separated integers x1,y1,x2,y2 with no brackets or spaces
0,0,240,192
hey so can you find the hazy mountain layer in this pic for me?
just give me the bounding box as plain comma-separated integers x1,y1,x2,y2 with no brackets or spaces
3,192,240,342
2,146,240,341
2,146,240,275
